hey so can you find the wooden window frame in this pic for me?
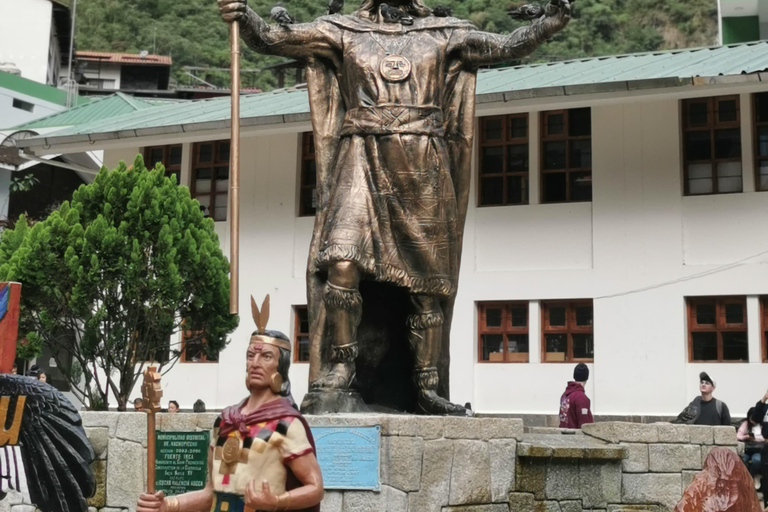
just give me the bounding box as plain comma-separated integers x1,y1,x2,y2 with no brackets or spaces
180,329,218,363
477,114,530,207
293,305,311,363
477,301,529,363
682,96,742,196
753,92,768,192
540,108,592,204
299,132,317,217
191,140,230,222
541,300,594,363
143,144,183,184
687,296,748,363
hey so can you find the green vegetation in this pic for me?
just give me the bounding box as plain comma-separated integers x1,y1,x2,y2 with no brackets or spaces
0,157,237,410
76,0,717,91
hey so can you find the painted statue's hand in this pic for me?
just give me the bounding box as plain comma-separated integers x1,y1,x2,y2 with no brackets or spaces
544,0,571,27
137,491,167,512
245,479,280,511
218,0,248,23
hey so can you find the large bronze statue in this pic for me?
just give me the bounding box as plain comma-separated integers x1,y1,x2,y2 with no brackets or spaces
219,0,571,415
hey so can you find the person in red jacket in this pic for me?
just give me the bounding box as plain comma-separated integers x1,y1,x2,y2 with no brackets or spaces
559,363,594,428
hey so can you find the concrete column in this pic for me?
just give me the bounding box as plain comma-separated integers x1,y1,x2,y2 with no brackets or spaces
740,93,756,193
747,295,762,363
529,300,541,364
529,111,541,205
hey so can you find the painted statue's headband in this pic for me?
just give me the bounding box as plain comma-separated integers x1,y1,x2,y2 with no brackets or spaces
250,294,291,352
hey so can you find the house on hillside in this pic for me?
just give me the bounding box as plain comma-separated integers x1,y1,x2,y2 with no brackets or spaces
13,41,768,423
719,0,768,43
76,51,172,97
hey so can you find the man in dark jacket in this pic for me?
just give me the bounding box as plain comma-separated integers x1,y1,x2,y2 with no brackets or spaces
673,372,731,425
750,389,768,502
559,363,594,428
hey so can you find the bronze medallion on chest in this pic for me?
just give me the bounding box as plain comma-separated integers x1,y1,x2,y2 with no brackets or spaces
380,54,412,82
215,436,250,475
221,437,241,465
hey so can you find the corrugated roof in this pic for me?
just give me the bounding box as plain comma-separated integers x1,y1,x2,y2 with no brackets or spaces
0,70,89,107
25,41,768,144
15,92,158,129
76,51,172,66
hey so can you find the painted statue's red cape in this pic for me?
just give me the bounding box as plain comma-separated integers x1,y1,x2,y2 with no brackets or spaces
674,447,761,512
219,397,320,512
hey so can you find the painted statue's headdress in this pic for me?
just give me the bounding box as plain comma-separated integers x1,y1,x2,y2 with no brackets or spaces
250,294,291,351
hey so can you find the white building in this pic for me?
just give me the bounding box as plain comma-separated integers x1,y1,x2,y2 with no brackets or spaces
15,41,768,423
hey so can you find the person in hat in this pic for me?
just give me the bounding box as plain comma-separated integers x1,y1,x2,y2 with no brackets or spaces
673,372,731,426
136,296,324,512
559,363,594,428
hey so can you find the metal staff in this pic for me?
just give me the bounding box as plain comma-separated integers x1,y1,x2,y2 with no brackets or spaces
142,367,162,493
229,20,241,315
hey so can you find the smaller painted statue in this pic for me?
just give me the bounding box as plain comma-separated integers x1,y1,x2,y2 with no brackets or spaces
137,295,324,512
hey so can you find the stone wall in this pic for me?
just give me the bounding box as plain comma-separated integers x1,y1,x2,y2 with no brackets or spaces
68,413,740,512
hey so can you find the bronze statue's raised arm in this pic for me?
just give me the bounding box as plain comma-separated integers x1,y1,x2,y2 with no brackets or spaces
218,0,341,60
453,0,571,67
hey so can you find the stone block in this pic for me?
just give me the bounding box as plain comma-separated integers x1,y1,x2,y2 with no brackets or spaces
381,436,423,492
382,486,408,512
449,440,491,505
682,470,700,489
441,506,508,512
81,412,119,436
655,423,689,444
579,461,621,508
559,501,582,512
489,439,516,501
687,426,713,445
342,491,382,512
408,439,454,512
87,460,107,508
607,506,660,512
106,439,145,512
545,461,581,500
320,491,343,512
9,506,35,512
516,458,547,500
534,501,561,512
701,445,738,466
619,444,649,473
444,417,523,440
115,413,147,446
86,428,110,460
713,426,737,446
622,473,682,510
508,493,535,512
414,416,444,440
156,412,198,432
582,422,659,444
648,444,700,472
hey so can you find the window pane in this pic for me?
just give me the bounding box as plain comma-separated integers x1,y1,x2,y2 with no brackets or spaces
724,302,744,324
481,147,504,174
507,144,528,172
722,331,748,361
717,99,737,123
305,133,315,154
759,161,768,190
301,188,316,215
572,333,593,359
481,334,504,361
480,177,503,205
185,338,203,361
692,331,718,361
575,305,593,326
714,129,741,159
716,162,742,193
685,131,711,161
483,118,502,140
569,108,591,137
149,148,164,166
170,146,182,166
506,176,526,205
570,172,592,202
198,143,213,163
215,167,229,192
510,306,527,327
217,142,231,162
570,140,592,169
485,307,502,327
757,93,768,123
687,102,708,127
549,306,566,326
758,126,768,156
214,205,227,221
298,308,310,333
303,160,317,186
543,141,566,170
196,195,210,212
543,173,566,202
195,168,212,194
545,334,567,360
507,334,529,354
297,336,310,362
547,113,564,136
695,303,716,325
688,164,713,195
509,116,527,139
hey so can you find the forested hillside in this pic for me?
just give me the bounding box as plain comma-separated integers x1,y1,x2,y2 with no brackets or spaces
75,0,717,91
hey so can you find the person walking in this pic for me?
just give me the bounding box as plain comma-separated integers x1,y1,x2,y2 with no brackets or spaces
559,363,594,428
673,372,731,426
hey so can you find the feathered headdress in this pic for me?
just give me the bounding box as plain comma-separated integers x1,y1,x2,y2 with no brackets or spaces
249,294,291,351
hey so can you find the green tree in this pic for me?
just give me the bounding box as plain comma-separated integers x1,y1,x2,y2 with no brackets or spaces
0,156,238,410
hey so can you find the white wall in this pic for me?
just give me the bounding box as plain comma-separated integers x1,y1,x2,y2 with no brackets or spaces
81,62,122,90
0,0,54,84
0,87,64,128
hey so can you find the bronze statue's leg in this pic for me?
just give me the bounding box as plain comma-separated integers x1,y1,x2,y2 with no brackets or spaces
313,261,361,390
408,295,467,416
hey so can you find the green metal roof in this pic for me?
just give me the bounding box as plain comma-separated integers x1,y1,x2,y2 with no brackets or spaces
22,41,768,146
0,70,89,107
16,92,157,129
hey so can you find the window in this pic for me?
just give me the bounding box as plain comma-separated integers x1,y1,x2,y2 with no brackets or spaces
753,93,768,191
12,98,34,113
478,115,529,206
144,144,183,184
299,133,317,216
477,302,529,362
687,296,747,362
541,300,593,362
541,108,592,203
180,329,218,363
294,306,310,362
191,140,230,221
682,96,742,195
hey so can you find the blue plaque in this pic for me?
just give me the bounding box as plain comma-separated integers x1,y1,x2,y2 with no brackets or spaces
312,425,380,490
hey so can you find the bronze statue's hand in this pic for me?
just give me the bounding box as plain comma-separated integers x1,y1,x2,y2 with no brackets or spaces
245,479,280,510
544,0,571,26
137,491,167,512
218,0,248,23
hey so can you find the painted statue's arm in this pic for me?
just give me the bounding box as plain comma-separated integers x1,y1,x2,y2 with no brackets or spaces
219,0,340,60
136,446,215,512
454,0,570,66
243,452,324,510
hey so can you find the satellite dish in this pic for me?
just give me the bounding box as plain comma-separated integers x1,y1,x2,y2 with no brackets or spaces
139,50,149,58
